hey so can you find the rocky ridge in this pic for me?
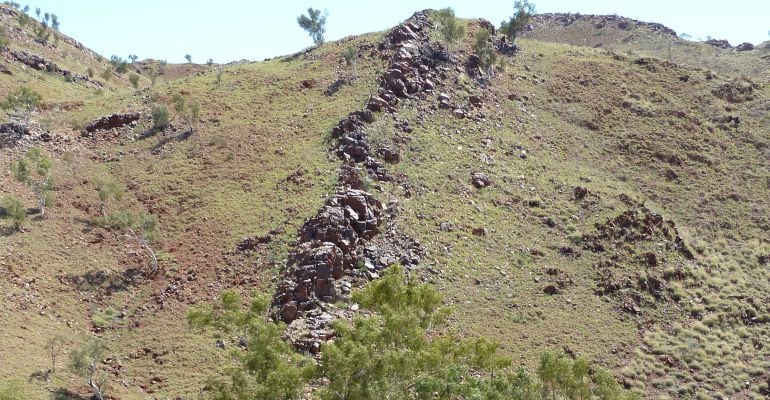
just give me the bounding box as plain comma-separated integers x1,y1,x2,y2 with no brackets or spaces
271,11,450,352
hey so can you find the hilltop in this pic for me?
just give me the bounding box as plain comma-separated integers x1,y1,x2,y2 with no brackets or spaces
1,4,769,400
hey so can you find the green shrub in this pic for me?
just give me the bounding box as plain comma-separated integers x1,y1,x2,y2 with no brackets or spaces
2,196,25,231
500,0,535,43
151,104,170,130
128,72,140,89
474,27,498,73
109,55,128,73
436,8,466,49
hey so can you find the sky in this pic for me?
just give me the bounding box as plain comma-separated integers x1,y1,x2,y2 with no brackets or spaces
24,1,770,63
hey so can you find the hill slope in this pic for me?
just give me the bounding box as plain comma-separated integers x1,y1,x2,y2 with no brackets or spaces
1,6,769,400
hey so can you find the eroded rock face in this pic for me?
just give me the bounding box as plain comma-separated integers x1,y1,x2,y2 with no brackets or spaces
83,112,142,135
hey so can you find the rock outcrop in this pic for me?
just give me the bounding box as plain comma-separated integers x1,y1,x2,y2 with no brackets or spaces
271,11,441,351
83,112,142,135
5,49,101,87
0,122,28,148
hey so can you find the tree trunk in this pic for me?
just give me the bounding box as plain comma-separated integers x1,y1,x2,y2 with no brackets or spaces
129,229,158,274
88,361,105,400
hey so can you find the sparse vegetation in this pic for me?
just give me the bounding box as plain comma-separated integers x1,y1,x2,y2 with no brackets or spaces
10,147,53,217
173,92,200,133
343,44,358,79
500,0,535,44
435,7,466,50
1,196,26,231
151,103,170,131
0,28,9,48
297,7,328,45
184,54,192,63
109,55,128,73
97,210,159,273
129,72,140,89
1,86,42,127
191,266,636,399
68,339,108,400
0,381,24,400
474,26,498,75
93,175,124,216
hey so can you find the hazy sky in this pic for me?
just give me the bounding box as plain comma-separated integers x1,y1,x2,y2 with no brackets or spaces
26,0,770,63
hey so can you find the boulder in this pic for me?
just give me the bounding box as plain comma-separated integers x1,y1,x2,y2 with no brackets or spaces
471,172,492,188
736,42,754,51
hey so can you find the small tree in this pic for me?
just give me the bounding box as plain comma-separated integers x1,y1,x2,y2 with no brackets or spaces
1,86,42,128
34,7,40,18
10,146,53,217
297,7,327,45
188,291,314,400
109,55,128,73
436,8,466,50
128,54,138,63
151,104,170,131
206,58,213,68
173,93,200,134
343,45,358,79
129,72,140,89
93,175,124,216
215,67,223,86
158,59,167,74
2,196,25,232
500,0,535,45
184,54,192,63
98,211,159,274
45,335,66,374
68,339,108,400
50,13,59,30
474,27,498,76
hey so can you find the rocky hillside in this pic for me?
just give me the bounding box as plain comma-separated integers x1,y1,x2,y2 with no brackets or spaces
525,13,770,78
1,4,769,400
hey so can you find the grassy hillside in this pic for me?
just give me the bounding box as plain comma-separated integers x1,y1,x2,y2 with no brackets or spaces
1,5,769,400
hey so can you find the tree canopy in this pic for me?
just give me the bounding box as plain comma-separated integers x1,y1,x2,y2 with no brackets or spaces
297,7,328,45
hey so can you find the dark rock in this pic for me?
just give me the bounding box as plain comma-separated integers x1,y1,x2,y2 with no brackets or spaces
0,64,11,75
301,79,318,88
644,252,658,267
735,42,754,51
543,284,562,295
704,39,732,49
472,227,489,236
471,172,492,188
0,122,29,148
573,186,588,200
84,112,142,134
378,146,400,163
